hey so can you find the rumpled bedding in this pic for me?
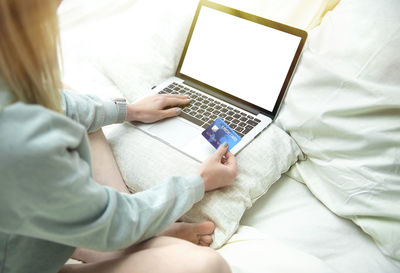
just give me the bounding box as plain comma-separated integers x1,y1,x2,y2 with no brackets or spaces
275,0,400,266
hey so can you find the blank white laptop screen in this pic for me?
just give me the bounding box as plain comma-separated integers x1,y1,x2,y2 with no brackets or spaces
180,6,302,112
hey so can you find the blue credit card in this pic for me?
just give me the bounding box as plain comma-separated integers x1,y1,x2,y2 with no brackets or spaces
202,118,242,152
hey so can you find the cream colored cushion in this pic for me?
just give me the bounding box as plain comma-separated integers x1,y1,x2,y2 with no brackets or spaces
108,123,303,248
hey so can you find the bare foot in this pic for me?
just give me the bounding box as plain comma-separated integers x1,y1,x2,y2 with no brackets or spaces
158,221,215,246
70,221,215,264
71,248,124,264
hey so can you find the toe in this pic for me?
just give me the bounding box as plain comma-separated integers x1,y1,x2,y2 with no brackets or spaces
199,235,213,246
195,221,215,235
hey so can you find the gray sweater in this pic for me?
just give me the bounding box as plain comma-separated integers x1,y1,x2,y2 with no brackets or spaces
0,82,204,273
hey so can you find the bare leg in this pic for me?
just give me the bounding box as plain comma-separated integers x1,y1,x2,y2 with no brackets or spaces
87,128,130,193
72,221,216,264
69,129,228,271
61,236,231,273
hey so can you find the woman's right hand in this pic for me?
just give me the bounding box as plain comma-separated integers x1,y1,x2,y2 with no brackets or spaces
197,143,238,192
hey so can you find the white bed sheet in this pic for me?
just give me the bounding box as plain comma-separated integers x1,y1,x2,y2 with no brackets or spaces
218,225,337,273
240,175,400,273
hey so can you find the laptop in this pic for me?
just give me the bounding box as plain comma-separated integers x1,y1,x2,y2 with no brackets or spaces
133,0,307,162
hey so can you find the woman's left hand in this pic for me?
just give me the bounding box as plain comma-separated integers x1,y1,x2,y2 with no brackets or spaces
126,94,191,123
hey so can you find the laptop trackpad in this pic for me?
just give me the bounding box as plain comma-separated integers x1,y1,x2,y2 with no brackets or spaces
147,118,201,147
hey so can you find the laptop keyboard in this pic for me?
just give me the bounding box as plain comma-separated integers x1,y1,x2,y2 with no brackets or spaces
158,82,261,138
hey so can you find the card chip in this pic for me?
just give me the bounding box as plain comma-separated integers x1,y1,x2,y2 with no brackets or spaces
211,125,219,132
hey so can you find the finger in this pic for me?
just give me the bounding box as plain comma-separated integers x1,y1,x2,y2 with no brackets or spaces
160,94,191,102
225,152,236,162
215,142,229,158
162,97,191,108
162,94,190,99
221,156,227,164
224,152,237,167
160,107,182,119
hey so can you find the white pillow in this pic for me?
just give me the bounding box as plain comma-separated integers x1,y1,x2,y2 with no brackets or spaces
109,123,304,248
275,0,400,266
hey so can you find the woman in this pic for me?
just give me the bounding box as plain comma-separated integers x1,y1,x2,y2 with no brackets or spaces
0,0,237,272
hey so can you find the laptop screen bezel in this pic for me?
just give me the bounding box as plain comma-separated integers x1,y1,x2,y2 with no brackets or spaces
175,0,308,119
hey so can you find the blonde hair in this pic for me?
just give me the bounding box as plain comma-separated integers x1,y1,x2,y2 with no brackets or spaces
0,0,62,113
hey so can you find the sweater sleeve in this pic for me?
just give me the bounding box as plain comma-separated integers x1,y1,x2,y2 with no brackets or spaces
0,103,204,251
61,90,125,132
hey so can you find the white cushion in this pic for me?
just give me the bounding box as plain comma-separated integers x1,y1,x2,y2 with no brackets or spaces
108,123,303,248
275,0,400,266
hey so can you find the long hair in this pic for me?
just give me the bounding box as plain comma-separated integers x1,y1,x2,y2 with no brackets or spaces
0,0,62,113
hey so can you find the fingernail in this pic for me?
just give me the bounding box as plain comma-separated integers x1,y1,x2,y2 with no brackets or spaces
176,108,182,115
223,142,228,148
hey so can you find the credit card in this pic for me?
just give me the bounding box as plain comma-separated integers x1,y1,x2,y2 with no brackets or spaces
201,118,242,152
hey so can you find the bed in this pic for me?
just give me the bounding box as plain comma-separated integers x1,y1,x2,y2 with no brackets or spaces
59,0,400,272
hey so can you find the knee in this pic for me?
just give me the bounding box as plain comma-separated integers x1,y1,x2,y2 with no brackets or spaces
145,237,232,273
193,247,231,273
